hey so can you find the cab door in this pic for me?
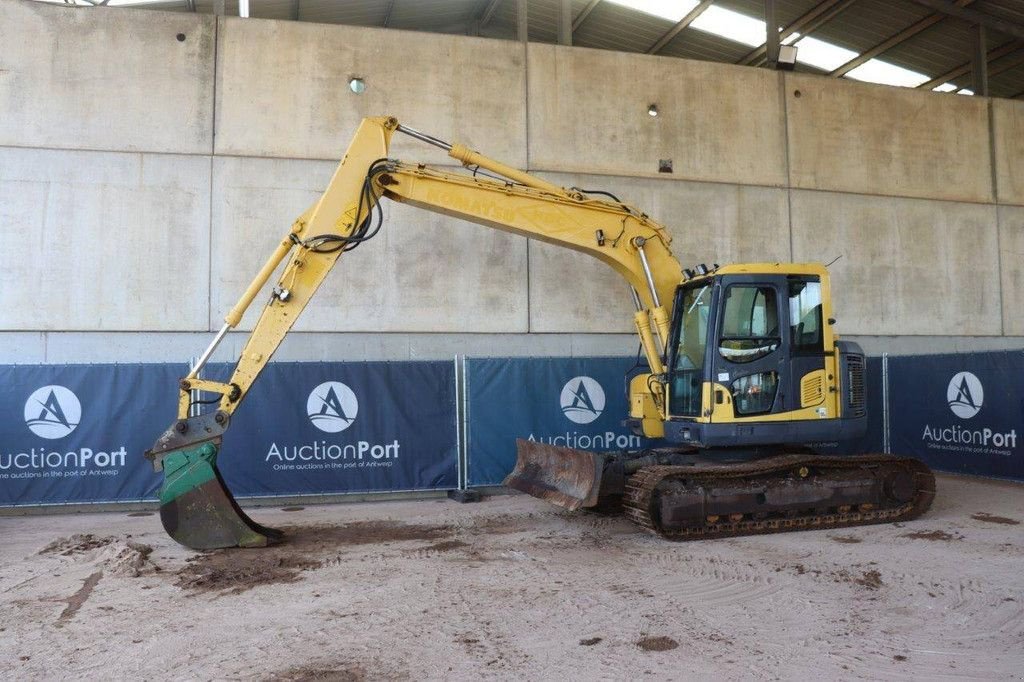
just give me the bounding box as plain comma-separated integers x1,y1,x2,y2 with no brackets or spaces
709,276,789,420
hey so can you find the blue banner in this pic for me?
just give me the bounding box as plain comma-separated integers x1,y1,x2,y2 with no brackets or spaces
466,357,661,486
0,364,180,505
209,361,459,497
888,351,1024,481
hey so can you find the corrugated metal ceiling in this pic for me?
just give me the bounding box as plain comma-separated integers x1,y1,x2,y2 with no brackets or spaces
70,0,1024,99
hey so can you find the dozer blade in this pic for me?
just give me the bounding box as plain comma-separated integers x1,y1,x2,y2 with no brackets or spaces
503,439,607,511
154,441,282,550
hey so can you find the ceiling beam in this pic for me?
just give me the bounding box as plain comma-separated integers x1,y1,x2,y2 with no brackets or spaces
573,0,602,32
558,0,572,45
972,24,989,95
918,39,1022,89
647,0,714,55
479,0,502,29
738,0,859,67
907,0,1024,43
516,0,527,42
959,47,1024,91
382,0,395,27
765,0,780,65
830,0,974,78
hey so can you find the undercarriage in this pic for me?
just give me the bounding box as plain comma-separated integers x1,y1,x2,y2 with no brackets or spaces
506,441,936,540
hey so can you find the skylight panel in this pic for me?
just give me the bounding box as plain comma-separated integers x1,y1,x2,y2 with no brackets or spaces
792,36,857,72
846,60,932,88
609,0,957,94
607,0,699,23
690,5,767,47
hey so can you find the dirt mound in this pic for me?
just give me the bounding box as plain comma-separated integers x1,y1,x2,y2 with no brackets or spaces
636,636,678,652
94,540,157,577
972,512,1020,525
40,534,157,577
41,534,116,555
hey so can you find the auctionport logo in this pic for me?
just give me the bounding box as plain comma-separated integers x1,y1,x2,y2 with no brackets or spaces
922,370,1016,454
24,386,80,439
307,381,358,433
947,372,983,419
560,376,605,425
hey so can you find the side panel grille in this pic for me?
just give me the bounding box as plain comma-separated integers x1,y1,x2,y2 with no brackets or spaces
845,354,866,418
800,370,825,407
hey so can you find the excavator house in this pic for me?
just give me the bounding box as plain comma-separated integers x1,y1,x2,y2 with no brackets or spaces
145,116,935,550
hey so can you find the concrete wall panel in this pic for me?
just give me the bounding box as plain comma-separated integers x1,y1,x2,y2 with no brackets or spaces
211,156,528,333
0,146,211,331
791,190,1000,336
529,174,790,333
994,99,1024,206
527,45,787,187
215,18,527,166
785,75,992,203
0,333,46,364
0,1,214,154
999,205,1024,336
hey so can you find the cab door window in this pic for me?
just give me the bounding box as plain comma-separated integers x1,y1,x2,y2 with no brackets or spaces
718,285,780,364
789,279,823,353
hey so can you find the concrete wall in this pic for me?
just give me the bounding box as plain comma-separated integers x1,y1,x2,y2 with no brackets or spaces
0,0,1022,365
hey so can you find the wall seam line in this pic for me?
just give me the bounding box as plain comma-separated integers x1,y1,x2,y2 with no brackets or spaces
781,72,795,261
208,17,220,335
988,98,1006,336
524,39,532,334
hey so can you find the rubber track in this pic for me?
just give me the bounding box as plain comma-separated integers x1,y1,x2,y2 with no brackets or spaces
623,453,936,540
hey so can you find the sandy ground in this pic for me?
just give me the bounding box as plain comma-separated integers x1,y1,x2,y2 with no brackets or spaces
1,473,1023,681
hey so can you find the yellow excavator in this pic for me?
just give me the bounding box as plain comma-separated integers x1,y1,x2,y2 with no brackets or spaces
145,116,935,550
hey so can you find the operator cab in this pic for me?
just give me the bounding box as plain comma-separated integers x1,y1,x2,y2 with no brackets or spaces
658,263,866,449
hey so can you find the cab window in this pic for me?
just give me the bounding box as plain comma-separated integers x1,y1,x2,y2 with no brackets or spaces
789,279,823,353
718,285,779,364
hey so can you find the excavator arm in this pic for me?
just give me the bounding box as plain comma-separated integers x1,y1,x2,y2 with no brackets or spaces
145,116,685,549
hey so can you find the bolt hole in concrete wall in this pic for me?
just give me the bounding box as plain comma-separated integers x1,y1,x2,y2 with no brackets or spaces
176,33,186,42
